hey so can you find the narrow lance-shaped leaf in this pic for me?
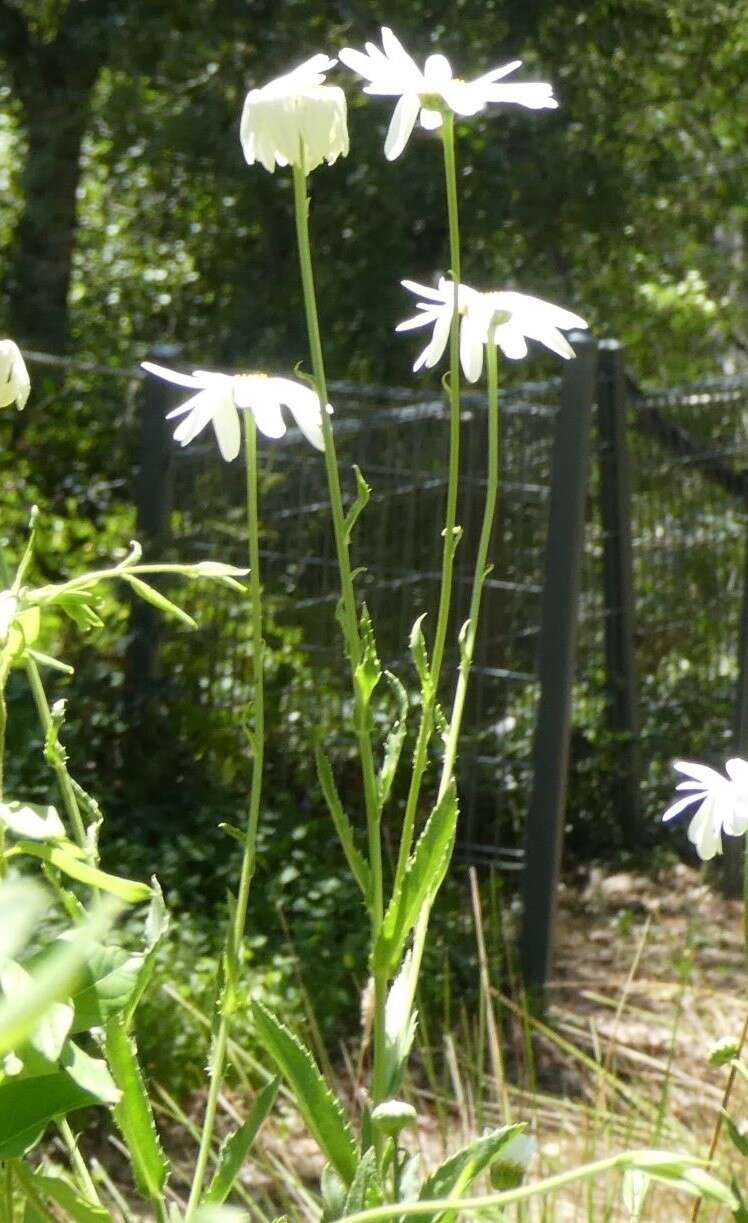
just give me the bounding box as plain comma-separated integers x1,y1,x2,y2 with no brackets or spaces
343,464,371,543
204,1077,280,1204
122,574,197,630
9,840,152,903
353,606,381,736
316,748,371,901
373,781,458,976
106,1016,170,1202
419,1125,528,1223
252,1002,358,1185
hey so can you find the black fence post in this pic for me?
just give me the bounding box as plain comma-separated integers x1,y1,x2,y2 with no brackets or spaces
520,333,597,995
596,341,643,845
125,344,177,700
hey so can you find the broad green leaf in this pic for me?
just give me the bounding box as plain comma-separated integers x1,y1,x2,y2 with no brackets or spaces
61,1037,121,1105
419,1124,526,1222
11,840,152,902
0,800,65,841
123,575,197,629
204,1077,279,1204
252,1003,357,1184
0,879,49,970
68,943,144,1033
0,900,119,1057
321,1165,347,1222
377,671,408,812
7,606,40,658
0,1072,100,1157
1,961,73,1062
106,1016,170,1201
343,464,371,543
373,781,458,976
725,1113,748,1158
19,1170,109,1222
316,749,370,900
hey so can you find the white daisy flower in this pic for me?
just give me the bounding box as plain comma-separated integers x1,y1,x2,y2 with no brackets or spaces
662,758,748,861
396,279,587,380
339,27,557,160
141,362,329,460
240,53,349,173
0,339,30,410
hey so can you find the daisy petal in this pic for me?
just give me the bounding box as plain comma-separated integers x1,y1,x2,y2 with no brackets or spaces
385,92,420,160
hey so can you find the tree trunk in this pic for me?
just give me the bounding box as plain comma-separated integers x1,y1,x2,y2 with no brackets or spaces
5,50,99,357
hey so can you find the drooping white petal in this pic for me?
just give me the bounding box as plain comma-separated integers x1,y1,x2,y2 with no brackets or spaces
401,279,448,304
172,391,218,448
212,396,242,462
385,92,420,160
269,377,326,451
395,307,442,333
413,304,452,371
495,322,529,361
440,80,487,117
423,54,453,87
141,361,204,391
459,313,485,383
0,340,30,410
662,792,702,823
687,797,723,860
418,106,443,131
238,380,286,439
240,57,349,173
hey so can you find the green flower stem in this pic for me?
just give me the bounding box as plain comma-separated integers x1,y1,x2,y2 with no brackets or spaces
394,110,463,889
291,160,388,1104
186,414,266,1217
57,1118,103,1208
438,332,500,799
328,1150,711,1222
690,840,748,1223
23,655,86,849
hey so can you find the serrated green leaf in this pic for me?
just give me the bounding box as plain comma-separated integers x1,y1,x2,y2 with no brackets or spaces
106,1016,169,1201
17,1168,109,1222
344,1147,383,1214
0,800,65,841
373,781,458,976
316,749,370,900
123,575,197,629
725,1112,748,1158
409,614,433,699
204,1077,279,1204
353,606,381,731
382,951,418,1098
343,465,371,543
418,1124,526,1222
0,1072,100,1157
252,1003,357,1184
11,840,152,902
123,880,169,1026
321,1164,348,1222
378,671,408,813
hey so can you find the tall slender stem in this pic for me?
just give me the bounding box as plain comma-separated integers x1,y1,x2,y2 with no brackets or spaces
24,656,86,849
690,840,748,1222
291,161,388,1103
186,413,265,1216
395,110,463,887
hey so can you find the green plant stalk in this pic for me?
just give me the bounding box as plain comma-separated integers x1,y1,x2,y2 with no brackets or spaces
337,1150,718,1222
186,413,266,1216
395,109,463,888
689,839,748,1223
23,654,87,849
291,159,387,1103
57,1117,104,1208
438,332,500,799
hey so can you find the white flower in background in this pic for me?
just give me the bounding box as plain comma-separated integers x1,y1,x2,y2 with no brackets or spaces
396,277,479,372
0,340,30,410
662,758,748,861
141,362,329,460
459,289,588,381
339,27,557,160
397,278,587,380
240,53,349,173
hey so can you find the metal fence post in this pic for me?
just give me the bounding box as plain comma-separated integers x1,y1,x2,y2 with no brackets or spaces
596,341,643,845
125,344,177,699
520,333,597,994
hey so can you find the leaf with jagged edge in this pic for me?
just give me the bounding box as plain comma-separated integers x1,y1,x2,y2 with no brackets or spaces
377,671,408,814
316,749,370,901
344,1147,383,1214
382,951,418,1098
418,1124,527,1222
373,781,458,977
204,1077,279,1204
408,613,432,699
343,465,371,544
105,1016,169,1202
252,1002,357,1185
353,606,381,736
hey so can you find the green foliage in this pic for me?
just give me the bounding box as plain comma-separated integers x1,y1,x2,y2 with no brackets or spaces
105,1016,170,1202
204,1077,279,1204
